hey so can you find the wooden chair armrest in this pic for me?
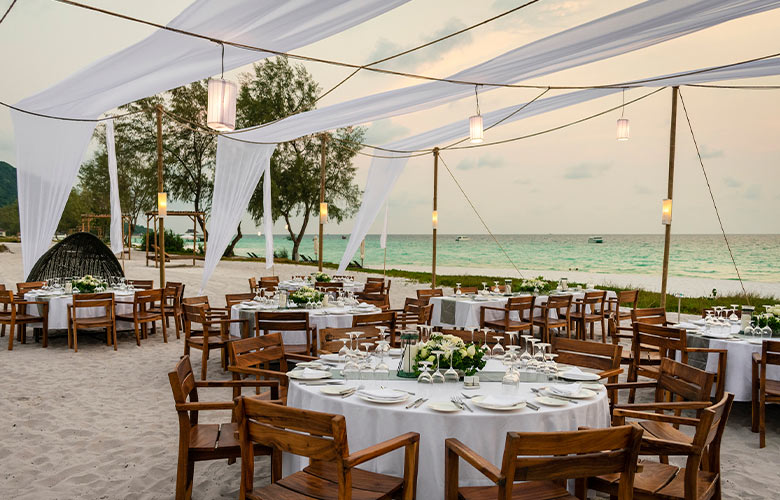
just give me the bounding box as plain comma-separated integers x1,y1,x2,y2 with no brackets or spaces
15,300,49,306
345,432,420,468
614,401,711,411
175,401,235,411
445,438,503,484
286,353,319,362
195,379,280,389
480,306,508,313
686,347,727,354
612,408,700,427
228,366,288,380
604,381,657,390
640,435,697,455
598,368,623,379
752,352,761,364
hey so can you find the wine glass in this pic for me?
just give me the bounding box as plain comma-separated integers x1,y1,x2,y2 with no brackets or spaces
491,336,505,359
493,281,500,293
342,352,360,380
545,353,559,378
455,283,462,295
374,340,390,380
417,361,433,384
338,338,350,358
481,282,488,293
520,335,533,369
535,342,550,371
729,305,740,322
431,350,445,383
501,348,520,389
527,338,539,370
443,346,459,383
467,327,477,343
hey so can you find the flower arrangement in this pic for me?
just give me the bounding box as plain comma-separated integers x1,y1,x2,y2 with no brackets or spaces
414,333,486,376
312,272,331,283
518,276,547,293
73,275,101,294
289,286,324,306
756,310,780,333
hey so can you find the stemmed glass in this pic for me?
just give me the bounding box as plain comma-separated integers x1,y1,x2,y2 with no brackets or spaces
481,282,488,293
491,336,505,359
501,348,520,389
342,351,360,380
493,281,500,293
455,283,462,295
467,327,477,343
520,335,533,370
431,350,445,383
729,305,740,322
535,342,550,371
417,361,433,383
418,324,432,343
545,353,559,378
443,346,459,383
480,329,491,353
338,338,350,358
374,340,390,380
527,338,539,370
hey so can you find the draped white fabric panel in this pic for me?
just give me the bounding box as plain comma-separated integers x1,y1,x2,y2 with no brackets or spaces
337,56,780,271
11,0,409,278
105,120,123,255
212,0,780,284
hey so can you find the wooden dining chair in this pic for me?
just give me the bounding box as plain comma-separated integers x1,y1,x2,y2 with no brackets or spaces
228,333,318,403
457,286,479,294
605,289,639,337
16,281,46,296
0,284,6,338
416,288,443,304
359,293,390,310
183,302,247,380
391,297,424,330
751,339,780,448
532,294,572,343
126,279,154,290
116,288,166,344
1,290,49,350
317,326,381,354
248,277,259,294
445,425,643,500
352,310,396,345
632,306,672,327
479,295,535,340
255,311,317,356
552,337,623,404
162,281,185,339
594,393,734,500
168,355,280,500
225,293,256,308
236,397,420,500
566,290,607,342
67,292,116,352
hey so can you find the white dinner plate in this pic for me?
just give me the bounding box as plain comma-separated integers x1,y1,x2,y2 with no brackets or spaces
748,339,764,345
320,385,355,396
357,393,409,404
543,387,596,399
534,396,568,407
581,382,604,392
287,369,332,380
559,371,600,382
470,396,526,411
320,353,345,362
427,401,462,413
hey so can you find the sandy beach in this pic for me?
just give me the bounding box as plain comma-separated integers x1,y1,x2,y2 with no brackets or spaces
1,242,778,499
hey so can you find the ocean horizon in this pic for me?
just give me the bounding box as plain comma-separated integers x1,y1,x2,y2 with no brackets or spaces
224,233,780,283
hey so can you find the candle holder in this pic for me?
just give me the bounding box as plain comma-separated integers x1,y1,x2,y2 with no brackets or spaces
397,332,419,378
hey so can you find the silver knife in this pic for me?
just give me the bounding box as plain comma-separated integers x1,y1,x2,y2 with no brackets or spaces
405,397,422,409
413,398,428,408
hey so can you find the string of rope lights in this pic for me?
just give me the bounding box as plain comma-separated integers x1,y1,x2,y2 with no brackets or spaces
0,0,17,25
677,89,749,301
438,153,525,279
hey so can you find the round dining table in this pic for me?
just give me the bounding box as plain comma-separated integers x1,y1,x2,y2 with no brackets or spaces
24,289,135,330
284,362,610,499
429,290,617,330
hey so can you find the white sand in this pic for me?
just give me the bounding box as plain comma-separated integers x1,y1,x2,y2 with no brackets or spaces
1,242,778,499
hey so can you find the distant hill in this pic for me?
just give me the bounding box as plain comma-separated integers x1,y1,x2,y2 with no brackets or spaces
0,162,16,207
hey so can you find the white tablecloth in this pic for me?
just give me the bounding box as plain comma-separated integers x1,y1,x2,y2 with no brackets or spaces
430,291,617,329
24,291,135,330
685,333,779,401
278,280,364,293
285,377,609,499
229,305,380,347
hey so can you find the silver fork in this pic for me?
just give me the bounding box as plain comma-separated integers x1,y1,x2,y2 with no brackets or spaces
451,395,473,412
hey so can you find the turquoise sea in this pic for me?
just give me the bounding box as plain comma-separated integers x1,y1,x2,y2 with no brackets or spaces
231,234,780,283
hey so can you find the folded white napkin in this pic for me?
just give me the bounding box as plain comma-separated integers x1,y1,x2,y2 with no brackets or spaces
674,322,698,330
565,366,584,375
549,383,582,396
481,395,523,407
298,368,330,378
241,301,256,307
692,318,706,326
704,330,730,338
358,388,405,400
358,302,373,308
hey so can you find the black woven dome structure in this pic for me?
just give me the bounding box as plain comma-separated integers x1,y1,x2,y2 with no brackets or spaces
27,232,125,282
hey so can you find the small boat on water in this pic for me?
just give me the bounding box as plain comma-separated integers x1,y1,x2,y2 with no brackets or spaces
455,236,470,241
587,236,604,244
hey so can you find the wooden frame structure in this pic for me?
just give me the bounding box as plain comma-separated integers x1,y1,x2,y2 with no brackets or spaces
145,210,206,267
79,213,133,259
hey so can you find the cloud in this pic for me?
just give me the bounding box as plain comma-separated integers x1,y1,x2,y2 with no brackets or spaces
456,154,505,171
700,145,724,159
723,176,742,188
368,18,472,69
364,119,411,144
743,184,761,200
563,163,610,179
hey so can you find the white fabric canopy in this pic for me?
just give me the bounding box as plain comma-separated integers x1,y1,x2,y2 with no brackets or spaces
337,56,780,271
211,0,780,286
11,0,409,278
105,120,123,256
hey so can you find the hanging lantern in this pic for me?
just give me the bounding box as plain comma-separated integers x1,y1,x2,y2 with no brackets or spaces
157,192,167,218
207,78,237,131
320,202,328,224
432,210,438,229
661,198,672,225
616,118,630,141
469,115,484,143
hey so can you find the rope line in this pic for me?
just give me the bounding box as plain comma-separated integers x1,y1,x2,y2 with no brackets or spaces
677,89,749,301
0,100,146,122
438,153,525,279
0,0,17,25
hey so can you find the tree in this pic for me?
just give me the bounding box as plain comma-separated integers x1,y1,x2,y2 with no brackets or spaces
236,57,364,261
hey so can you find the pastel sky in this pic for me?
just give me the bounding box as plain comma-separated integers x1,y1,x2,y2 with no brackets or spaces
1,0,779,236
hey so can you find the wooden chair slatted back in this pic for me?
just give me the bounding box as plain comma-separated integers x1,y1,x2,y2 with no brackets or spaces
352,311,395,328
248,277,258,293
17,281,46,295
545,294,573,317
168,356,201,429
182,296,211,307
316,281,343,289
359,295,390,310
0,289,14,307
362,281,383,295
458,286,479,294
226,293,256,308
581,291,607,314
501,426,642,493
416,288,443,303
506,296,535,318
319,326,379,353
73,292,115,314
552,337,621,372
403,297,422,313
632,322,686,361
690,394,734,476
631,307,668,325
127,279,154,290
255,311,310,336
182,303,214,337
365,277,385,284
437,328,477,344
655,358,714,403
760,340,780,367
230,333,288,372
418,304,434,325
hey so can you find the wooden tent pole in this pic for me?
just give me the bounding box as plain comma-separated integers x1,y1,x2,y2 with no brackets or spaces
156,105,166,287
318,134,327,272
432,147,439,289
660,86,679,309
